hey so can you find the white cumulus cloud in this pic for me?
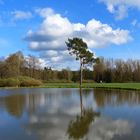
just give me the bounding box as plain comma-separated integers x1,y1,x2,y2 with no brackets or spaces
99,0,140,20
88,117,133,140
24,8,132,69
12,10,32,20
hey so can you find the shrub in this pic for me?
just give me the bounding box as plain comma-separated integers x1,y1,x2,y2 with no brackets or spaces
20,79,42,87
0,76,42,87
0,79,7,87
19,76,42,87
6,78,19,87
0,78,19,87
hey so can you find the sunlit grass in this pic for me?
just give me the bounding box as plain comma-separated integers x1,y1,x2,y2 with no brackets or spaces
42,83,140,90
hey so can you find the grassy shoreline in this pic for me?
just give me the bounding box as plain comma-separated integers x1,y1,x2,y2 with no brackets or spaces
42,83,140,90
0,83,140,91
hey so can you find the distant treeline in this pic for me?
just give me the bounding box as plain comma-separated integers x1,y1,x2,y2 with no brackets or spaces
94,57,140,83
0,52,140,83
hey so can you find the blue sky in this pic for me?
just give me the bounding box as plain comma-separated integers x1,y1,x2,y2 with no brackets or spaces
0,0,140,69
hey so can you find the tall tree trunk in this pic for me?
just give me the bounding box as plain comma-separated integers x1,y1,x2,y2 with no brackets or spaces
80,87,83,116
80,59,83,86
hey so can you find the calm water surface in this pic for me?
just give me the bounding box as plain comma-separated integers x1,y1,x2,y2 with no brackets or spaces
0,88,140,140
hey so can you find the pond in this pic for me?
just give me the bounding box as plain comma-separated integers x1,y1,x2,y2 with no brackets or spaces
0,88,140,140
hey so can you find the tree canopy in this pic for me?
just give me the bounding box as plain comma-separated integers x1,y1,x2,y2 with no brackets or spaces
66,37,96,86
66,38,95,65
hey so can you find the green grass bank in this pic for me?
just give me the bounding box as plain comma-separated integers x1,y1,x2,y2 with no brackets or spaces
42,83,140,90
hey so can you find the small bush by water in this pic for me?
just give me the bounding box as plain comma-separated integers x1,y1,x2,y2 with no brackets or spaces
0,78,19,87
0,77,42,87
19,77,42,87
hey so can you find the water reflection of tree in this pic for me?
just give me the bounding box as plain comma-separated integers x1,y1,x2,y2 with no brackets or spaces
94,89,140,107
5,94,25,118
67,88,100,140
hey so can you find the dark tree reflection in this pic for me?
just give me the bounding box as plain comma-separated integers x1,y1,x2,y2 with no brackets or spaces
5,94,25,118
93,89,140,107
67,88,100,140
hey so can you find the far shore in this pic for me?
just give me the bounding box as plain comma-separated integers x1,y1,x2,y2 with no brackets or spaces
1,83,140,91
41,83,140,90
